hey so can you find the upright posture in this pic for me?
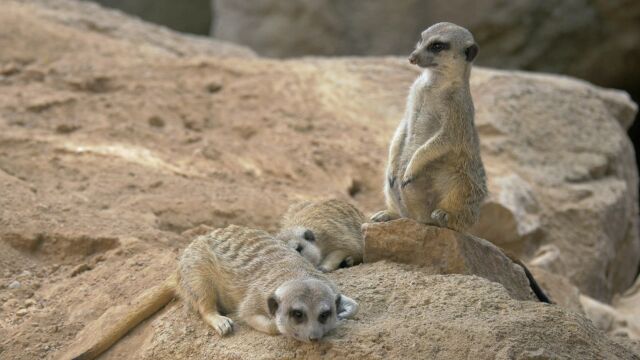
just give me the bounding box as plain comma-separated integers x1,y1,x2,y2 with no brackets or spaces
69,225,358,360
371,22,487,232
277,199,365,272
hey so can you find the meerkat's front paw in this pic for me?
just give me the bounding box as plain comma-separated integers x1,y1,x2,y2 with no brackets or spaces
400,176,413,188
339,256,354,269
370,210,394,222
430,209,449,227
205,314,234,336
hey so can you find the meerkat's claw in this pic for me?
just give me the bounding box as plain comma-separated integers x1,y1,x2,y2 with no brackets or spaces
206,314,234,336
388,176,396,187
400,177,413,188
430,209,449,227
370,210,393,222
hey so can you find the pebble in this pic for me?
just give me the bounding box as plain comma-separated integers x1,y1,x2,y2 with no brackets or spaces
8,280,21,289
16,308,28,316
25,299,36,307
206,82,223,93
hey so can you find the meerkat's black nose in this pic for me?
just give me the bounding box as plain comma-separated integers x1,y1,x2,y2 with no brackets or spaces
296,244,304,253
409,55,418,64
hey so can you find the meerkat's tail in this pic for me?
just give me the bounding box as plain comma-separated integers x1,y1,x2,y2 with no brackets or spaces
515,259,553,304
501,251,552,304
70,273,178,360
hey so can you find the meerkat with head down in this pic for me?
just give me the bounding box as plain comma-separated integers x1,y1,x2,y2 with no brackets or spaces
277,199,365,272
371,22,487,232
69,225,358,360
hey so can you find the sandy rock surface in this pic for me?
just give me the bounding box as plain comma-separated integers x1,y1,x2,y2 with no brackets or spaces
88,263,638,360
0,0,639,359
363,219,536,301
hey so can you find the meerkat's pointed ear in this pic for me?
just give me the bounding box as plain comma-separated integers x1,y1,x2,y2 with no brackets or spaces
336,294,359,320
465,44,479,62
267,295,279,316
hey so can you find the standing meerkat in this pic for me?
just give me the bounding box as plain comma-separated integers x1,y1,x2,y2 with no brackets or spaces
276,199,365,272
371,22,487,232
69,225,359,360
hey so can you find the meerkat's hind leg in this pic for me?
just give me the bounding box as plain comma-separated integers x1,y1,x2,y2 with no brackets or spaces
434,177,481,232
371,179,403,222
430,208,450,227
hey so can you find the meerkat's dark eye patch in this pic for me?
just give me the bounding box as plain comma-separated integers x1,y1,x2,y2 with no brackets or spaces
289,309,306,323
428,41,449,53
318,310,332,324
303,229,315,242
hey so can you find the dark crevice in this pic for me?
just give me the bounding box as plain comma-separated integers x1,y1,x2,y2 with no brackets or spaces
627,88,640,210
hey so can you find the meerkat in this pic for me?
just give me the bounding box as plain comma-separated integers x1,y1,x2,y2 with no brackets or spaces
69,225,359,360
370,22,487,232
276,199,365,272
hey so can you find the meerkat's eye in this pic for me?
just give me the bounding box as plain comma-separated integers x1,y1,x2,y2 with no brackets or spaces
318,310,332,324
303,229,315,242
428,41,449,53
289,309,305,323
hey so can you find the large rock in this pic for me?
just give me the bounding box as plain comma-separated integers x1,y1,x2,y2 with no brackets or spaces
212,0,640,90
363,219,535,301
470,69,639,302
0,0,639,358
469,174,544,256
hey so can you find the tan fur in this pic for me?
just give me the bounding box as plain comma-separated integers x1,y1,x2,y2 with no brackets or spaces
71,275,176,360
69,225,358,360
277,199,365,272
371,22,487,232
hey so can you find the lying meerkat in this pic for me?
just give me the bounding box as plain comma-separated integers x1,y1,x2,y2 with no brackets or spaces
371,22,487,232
277,199,365,272
70,225,359,360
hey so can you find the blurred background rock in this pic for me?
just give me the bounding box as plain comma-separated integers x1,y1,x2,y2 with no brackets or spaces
88,0,640,173
83,0,212,35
